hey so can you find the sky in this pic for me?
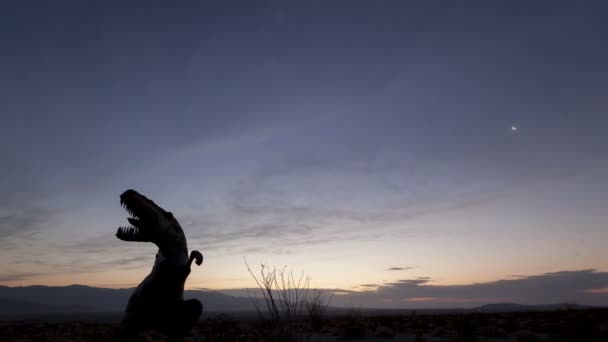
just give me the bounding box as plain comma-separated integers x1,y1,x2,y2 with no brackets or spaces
1,1,607,308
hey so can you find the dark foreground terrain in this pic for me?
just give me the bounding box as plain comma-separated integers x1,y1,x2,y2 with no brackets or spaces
1,308,607,342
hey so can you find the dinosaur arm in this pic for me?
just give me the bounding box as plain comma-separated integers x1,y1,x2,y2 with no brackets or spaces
188,250,203,266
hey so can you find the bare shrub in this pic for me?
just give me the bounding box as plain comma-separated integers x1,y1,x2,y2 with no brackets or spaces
244,259,312,341
306,289,334,332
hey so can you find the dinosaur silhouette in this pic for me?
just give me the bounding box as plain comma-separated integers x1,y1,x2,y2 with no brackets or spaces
114,189,203,342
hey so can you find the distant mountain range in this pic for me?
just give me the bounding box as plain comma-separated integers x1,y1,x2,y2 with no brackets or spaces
0,285,253,316
0,285,597,318
475,302,591,312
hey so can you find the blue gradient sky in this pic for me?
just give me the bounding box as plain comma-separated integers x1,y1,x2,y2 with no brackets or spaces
1,1,607,307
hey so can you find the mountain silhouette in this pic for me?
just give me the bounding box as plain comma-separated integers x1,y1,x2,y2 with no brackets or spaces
0,285,252,315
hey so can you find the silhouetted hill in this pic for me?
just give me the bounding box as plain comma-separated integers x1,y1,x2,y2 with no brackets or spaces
0,285,253,316
475,302,592,312
0,285,595,318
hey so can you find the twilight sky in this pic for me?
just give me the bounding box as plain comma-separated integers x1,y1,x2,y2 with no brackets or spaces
1,1,607,308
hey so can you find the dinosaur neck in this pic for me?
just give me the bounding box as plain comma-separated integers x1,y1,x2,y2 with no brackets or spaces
154,249,188,267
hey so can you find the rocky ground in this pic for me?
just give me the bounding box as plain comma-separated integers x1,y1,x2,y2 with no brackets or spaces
1,309,607,341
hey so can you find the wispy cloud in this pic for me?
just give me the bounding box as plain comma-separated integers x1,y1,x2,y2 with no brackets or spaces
0,181,61,242
0,272,39,282
0,232,155,281
183,189,511,254
184,215,380,255
0,207,53,239
386,267,414,271
96,256,151,270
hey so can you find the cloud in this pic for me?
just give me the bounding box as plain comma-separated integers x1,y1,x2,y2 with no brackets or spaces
201,191,508,249
0,272,39,282
330,269,608,308
0,162,63,243
0,232,156,281
184,215,379,255
0,207,57,240
386,267,413,271
95,256,151,270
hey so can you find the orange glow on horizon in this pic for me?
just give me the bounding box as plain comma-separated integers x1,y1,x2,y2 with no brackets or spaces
406,297,510,303
582,288,608,294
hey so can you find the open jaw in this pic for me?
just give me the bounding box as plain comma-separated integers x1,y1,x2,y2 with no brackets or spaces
116,190,155,242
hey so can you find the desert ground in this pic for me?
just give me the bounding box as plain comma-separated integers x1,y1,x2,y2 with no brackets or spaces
1,308,607,342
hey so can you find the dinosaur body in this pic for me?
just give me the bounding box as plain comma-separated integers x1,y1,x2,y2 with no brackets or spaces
114,189,203,342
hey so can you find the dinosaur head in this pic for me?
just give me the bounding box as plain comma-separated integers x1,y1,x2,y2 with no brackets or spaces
116,189,186,253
